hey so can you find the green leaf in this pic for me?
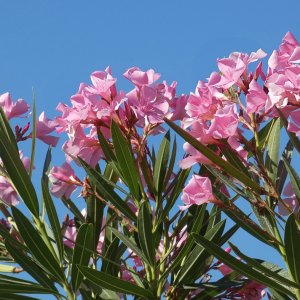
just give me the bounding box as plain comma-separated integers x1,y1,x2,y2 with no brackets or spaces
0,294,40,300
283,157,300,206
163,136,177,191
0,283,60,295
164,118,266,195
0,223,28,252
285,214,300,284
216,190,280,249
97,128,117,162
277,108,300,155
153,131,170,200
11,207,65,282
137,201,155,266
276,141,293,194
0,123,39,216
79,157,137,222
61,196,85,223
175,220,226,285
229,242,300,289
42,180,64,262
220,146,251,179
110,228,149,265
193,234,294,296
155,168,190,231
42,146,52,184
265,117,281,184
5,240,58,292
86,193,104,252
0,107,18,152
78,266,154,299
72,223,94,291
29,91,36,178
111,121,140,200
162,205,207,279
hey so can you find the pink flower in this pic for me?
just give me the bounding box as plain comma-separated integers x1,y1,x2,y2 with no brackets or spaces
0,177,19,206
123,67,160,86
215,49,266,89
0,152,31,206
36,112,59,146
207,105,238,139
236,281,266,300
48,163,79,199
179,139,214,169
0,92,29,120
62,126,102,168
64,219,77,248
246,80,268,114
127,84,169,126
181,175,214,207
85,67,117,101
287,108,300,136
278,182,299,215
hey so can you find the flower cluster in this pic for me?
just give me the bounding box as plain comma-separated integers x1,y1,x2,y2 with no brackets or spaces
2,32,300,299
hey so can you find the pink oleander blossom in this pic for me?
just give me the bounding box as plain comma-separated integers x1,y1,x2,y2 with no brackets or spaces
36,112,59,146
278,182,299,215
0,152,31,206
85,67,117,100
0,177,19,206
123,67,160,86
49,163,79,199
127,84,169,126
287,107,300,136
0,92,30,120
246,79,268,114
235,281,266,300
214,49,266,89
181,175,214,208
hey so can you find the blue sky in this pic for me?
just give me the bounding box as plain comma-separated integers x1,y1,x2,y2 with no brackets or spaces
1,0,300,298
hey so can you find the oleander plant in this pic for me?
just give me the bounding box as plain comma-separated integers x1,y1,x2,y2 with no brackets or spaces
0,32,300,299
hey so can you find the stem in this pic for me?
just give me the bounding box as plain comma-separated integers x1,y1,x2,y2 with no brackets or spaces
34,217,62,266
63,282,76,300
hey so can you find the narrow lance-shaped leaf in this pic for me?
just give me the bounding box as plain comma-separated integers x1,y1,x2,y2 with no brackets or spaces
229,242,300,289
153,131,170,200
164,118,266,195
215,190,281,249
283,157,300,206
86,192,104,252
78,157,137,222
29,91,36,178
284,214,300,285
42,180,64,262
61,196,85,222
0,283,61,296
162,205,207,278
276,140,293,194
0,121,39,216
163,136,177,191
72,223,94,291
110,228,149,265
0,106,18,152
175,220,226,285
192,234,295,297
77,266,154,299
11,207,65,282
138,201,155,266
277,108,300,155
111,121,141,200
5,240,58,292
265,117,281,184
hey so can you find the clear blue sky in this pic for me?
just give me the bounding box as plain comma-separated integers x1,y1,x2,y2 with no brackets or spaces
0,0,300,298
